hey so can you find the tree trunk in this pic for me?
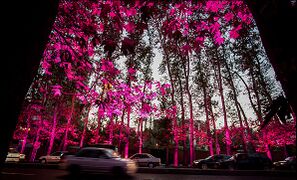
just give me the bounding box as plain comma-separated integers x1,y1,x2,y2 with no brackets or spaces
95,107,102,144
80,106,91,148
183,55,194,164
208,96,221,155
214,59,231,155
124,106,131,158
224,59,247,152
198,59,214,156
118,108,125,154
47,104,59,155
178,75,188,166
63,95,75,151
203,86,214,156
109,115,114,145
164,47,179,167
138,118,143,154
20,109,31,154
30,126,41,162
250,68,272,159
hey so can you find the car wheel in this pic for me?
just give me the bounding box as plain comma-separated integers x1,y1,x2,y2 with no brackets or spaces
263,165,270,171
68,165,81,177
228,164,235,170
112,166,125,176
201,164,208,170
40,159,47,164
148,163,154,168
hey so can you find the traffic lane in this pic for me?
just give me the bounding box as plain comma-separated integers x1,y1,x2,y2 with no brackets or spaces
0,167,67,180
1,168,296,180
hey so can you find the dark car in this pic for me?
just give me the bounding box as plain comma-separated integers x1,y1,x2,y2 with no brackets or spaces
273,156,296,170
193,154,231,169
219,153,272,170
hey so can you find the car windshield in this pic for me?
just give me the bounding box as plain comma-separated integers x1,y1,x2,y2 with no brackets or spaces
285,157,294,161
104,149,120,158
147,154,155,158
205,155,214,160
8,148,18,153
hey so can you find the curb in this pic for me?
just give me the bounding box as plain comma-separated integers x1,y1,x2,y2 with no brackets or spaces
3,163,296,177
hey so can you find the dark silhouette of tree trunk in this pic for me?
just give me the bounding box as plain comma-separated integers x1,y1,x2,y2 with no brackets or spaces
80,106,92,148
63,95,76,151
47,104,59,155
182,54,195,164
177,75,188,166
213,58,231,155
244,0,297,120
2,0,59,166
197,59,214,156
208,95,221,155
224,58,247,152
124,106,131,158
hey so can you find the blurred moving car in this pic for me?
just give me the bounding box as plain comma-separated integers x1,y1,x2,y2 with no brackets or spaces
219,153,272,170
129,153,161,168
39,151,69,164
193,154,231,169
5,148,25,163
60,147,137,177
273,156,296,170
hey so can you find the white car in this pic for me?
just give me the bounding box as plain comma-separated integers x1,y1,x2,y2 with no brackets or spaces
5,148,25,163
60,147,137,177
39,151,68,164
129,153,161,168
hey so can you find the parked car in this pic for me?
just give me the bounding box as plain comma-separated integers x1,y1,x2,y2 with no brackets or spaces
193,154,231,169
273,156,296,170
5,148,25,163
219,153,272,170
60,147,137,177
39,151,69,164
129,153,161,168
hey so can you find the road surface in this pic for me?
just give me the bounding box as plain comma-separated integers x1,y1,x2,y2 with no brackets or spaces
1,167,296,180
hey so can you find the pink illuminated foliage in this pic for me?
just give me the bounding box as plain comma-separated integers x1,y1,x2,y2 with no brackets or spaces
11,0,296,165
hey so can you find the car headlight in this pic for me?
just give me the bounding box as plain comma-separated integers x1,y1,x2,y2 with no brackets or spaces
19,154,26,159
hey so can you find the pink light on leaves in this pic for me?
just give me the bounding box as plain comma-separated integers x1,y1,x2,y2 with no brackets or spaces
229,24,242,39
51,85,62,97
124,22,136,33
224,12,234,22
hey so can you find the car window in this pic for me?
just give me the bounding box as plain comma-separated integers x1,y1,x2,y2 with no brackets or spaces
131,154,141,159
94,150,110,158
104,149,119,158
237,154,248,160
51,152,61,156
141,154,150,158
8,148,18,153
147,154,155,158
76,149,93,157
214,155,223,160
224,155,231,160
205,155,213,160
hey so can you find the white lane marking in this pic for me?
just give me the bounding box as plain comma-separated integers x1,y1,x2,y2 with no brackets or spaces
1,171,36,176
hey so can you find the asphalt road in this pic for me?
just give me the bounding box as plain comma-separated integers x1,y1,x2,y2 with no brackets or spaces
1,167,296,180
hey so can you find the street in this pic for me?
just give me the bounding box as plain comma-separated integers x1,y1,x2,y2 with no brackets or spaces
1,167,295,180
